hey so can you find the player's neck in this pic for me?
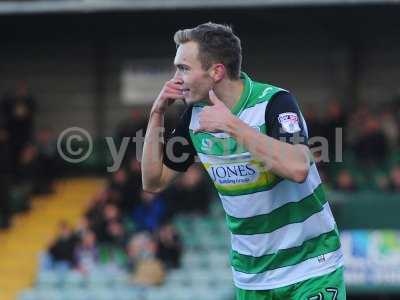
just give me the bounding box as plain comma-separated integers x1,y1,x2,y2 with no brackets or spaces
213,78,244,111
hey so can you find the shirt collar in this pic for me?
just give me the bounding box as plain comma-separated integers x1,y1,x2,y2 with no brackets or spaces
230,71,253,115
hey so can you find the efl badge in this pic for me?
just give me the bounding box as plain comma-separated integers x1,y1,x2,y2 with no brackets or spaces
278,112,301,133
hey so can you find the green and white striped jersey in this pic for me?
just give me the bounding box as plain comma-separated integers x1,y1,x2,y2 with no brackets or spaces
165,72,343,290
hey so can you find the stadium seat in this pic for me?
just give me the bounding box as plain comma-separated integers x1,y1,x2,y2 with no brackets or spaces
36,271,61,288
86,272,113,288
62,288,90,300
34,288,64,300
18,290,39,300
113,287,145,300
62,271,86,288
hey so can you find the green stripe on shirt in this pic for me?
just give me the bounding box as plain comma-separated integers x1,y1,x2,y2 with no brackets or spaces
226,184,326,235
231,229,341,274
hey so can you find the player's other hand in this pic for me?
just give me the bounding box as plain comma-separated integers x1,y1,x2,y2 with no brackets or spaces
152,79,185,114
195,90,236,133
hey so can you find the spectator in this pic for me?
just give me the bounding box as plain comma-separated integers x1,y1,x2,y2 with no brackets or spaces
108,161,141,213
132,191,166,232
379,109,399,150
156,223,183,269
333,169,358,192
387,165,400,192
93,203,122,243
165,165,212,216
48,221,78,269
75,230,99,274
75,216,91,239
85,190,108,230
106,220,126,247
353,115,388,165
127,232,165,286
107,169,128,206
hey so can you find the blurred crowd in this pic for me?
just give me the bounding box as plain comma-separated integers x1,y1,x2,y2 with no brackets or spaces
0,81,59,229
43,142,213,286
305,97,400,193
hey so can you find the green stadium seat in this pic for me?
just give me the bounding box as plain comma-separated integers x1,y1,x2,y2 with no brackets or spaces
115,287,145,300
35,288,64,300
62,271,85,288
165,269,193,286
36,271,61,288
86,271,113,288
112,272,130,287
62,288,89,300
215,286,235,300
86,288,116,300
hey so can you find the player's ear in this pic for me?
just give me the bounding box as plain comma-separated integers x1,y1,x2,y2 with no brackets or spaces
210,64,225,83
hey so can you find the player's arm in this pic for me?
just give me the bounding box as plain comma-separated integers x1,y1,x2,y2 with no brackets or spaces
141,79,183,193
234,92,310,183
141,80,196,193
141,110,179,193
197,91,310,183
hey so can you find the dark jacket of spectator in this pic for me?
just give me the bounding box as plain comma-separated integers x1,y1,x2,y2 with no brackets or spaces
156,224,182,269
133,192,166,232
48,222,78,267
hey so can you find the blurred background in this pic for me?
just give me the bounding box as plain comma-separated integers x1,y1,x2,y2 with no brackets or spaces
0,0,400,300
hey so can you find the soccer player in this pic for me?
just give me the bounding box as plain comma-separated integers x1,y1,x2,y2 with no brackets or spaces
141,22,346,300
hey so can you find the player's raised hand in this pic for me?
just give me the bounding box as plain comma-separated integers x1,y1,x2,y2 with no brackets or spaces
195,90,236,133
151,79,185,114
208,89,224,106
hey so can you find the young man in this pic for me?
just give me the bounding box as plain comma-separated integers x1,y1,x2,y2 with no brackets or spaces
141,22,346,300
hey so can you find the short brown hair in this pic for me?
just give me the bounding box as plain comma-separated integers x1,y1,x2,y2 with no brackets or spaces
174,22,242,80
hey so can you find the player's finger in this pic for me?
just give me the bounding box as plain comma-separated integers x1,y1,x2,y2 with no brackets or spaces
209,89,222,105
163,92,184,101
193,127,205,133
166,83,184,91
166,81,184,90
164,87,184,97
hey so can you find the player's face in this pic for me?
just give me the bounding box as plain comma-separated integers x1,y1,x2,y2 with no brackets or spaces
173,41,214,104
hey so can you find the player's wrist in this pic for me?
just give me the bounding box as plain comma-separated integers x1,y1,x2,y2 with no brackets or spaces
225,115,242,136
150,107,166,117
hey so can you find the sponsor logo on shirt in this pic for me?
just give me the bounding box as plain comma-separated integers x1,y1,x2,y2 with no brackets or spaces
208,163,257,184
278,112,301,134
201,138,213,152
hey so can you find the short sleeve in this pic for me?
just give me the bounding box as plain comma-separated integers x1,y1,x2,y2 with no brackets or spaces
163,105,197,172
265,91,308,145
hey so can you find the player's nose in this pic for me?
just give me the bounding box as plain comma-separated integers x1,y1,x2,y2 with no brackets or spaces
173,70,183,83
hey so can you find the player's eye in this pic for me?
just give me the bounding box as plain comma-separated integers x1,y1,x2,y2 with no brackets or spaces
177,65,189,72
